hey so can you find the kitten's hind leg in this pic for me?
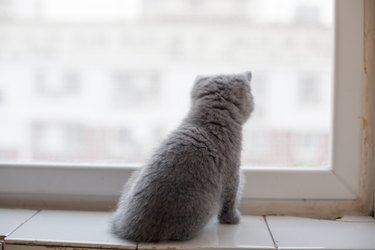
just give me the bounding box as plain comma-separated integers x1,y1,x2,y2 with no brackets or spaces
111,170,141,235
218,169,241,224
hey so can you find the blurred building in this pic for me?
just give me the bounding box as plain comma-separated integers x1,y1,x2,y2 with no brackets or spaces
0,0,333,166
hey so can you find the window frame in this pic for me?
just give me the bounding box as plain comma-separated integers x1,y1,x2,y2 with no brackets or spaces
0,0,372,216
242,0,365,200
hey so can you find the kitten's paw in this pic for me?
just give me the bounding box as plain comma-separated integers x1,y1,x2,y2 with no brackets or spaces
218,210,241,224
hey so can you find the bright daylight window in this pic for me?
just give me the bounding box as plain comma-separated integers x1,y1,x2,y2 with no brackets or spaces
0,0,333,168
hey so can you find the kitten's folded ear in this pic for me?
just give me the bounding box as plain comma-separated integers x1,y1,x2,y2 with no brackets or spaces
244,71,252,82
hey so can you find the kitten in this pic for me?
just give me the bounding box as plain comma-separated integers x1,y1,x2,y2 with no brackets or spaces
111,72,254,242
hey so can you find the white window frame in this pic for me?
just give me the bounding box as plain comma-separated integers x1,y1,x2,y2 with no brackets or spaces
0,0,371,216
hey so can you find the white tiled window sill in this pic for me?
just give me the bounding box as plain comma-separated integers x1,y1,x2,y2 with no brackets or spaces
1,209,375,250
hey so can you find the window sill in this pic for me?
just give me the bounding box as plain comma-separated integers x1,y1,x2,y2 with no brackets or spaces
1,209,375,250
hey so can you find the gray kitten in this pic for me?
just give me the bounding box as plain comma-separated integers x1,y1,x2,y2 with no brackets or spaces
111,72,254,242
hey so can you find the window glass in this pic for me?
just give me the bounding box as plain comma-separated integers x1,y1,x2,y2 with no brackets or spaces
0,0,334,167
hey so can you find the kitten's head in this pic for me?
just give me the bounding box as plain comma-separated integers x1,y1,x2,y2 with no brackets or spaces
191,72,254,124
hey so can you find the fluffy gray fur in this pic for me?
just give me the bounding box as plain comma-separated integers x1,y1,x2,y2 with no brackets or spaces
111,72,254,242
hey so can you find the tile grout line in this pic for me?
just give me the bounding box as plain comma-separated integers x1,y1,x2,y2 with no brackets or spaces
263,216,278,250
4,210,42,240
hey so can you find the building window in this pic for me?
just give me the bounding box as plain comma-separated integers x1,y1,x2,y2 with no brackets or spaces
32,123,84,161
298,74,321,105
36,70,81,97
291,133,328,166
0,89,3,105
111,71,160,107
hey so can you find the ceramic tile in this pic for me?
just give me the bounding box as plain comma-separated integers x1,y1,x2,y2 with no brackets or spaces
266,216,375,250
138,216,275,250
5,210,135,249
0,208,38,239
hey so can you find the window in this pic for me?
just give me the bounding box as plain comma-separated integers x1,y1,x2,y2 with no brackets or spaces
32,122,85,161
36,70,81,97
298,75,321,105
0,0,370,216
0,0,333,166
111,71,160,108
0,88,3,105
